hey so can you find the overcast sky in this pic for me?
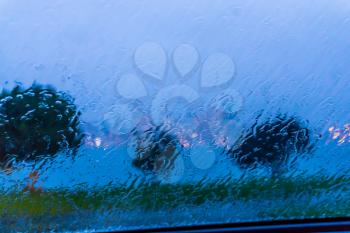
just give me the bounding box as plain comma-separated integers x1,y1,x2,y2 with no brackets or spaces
0,0,350,187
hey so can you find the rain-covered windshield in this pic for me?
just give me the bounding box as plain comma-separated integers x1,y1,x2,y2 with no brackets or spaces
0,0,349,232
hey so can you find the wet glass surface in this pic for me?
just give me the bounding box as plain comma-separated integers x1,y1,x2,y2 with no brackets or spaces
0,0,350,232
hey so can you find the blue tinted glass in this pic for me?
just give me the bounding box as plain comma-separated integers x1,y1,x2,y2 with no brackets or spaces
0,0,349,232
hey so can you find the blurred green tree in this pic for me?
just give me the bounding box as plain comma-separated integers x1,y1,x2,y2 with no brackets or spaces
226,114,313,175
131,124,182,177
0,83,84,172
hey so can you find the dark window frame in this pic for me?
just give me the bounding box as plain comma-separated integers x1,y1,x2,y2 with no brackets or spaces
104,217,350,233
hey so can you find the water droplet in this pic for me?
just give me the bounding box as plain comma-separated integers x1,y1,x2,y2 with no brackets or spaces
173,44,199,77
190,145,216,170
116,74,147,99
55,100,62,105
201,53,235,87
134,42,166,80
15,94,24,100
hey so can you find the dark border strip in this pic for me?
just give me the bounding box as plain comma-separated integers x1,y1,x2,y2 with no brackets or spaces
102,217,350,233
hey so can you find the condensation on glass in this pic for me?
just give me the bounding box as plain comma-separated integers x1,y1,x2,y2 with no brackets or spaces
0,0,349,232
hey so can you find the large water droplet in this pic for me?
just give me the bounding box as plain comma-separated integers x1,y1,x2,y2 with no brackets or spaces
201,53,235,88
173,44,199,77
134,42,167,80
116,73,147,99
190,145,216,170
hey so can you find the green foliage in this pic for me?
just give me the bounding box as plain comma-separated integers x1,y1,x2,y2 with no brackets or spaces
0,83,84,168
0,175,349,217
